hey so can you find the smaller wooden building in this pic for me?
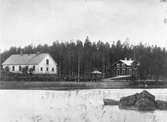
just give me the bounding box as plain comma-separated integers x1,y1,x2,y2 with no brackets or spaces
91,70,102,81
111,58,139,78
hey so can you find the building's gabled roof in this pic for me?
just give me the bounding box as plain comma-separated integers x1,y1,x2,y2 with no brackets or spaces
120,59,134,66
2,53,49,65
112,58,135,67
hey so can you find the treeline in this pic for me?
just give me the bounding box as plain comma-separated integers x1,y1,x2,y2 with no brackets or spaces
1,37,167,80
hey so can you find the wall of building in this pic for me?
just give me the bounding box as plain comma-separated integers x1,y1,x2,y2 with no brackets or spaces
35,55,57,74
3,65,34,73
112,62,133,76
2,55,57,74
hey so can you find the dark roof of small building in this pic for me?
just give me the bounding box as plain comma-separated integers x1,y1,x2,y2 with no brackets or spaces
2,53,49,65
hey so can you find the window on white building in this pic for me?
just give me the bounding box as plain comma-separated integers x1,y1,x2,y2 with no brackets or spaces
26,66,28,69
41,67,43,71
33,66,35,71
46,67,49,71
52,68,54,72
46,59,49,65
12,66,15,71
19,66,21,71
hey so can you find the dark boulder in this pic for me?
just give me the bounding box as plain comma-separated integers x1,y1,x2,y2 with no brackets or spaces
105,90,167,111
156,100,167,110
136,90,155,101
119,93,138,109
135,98,156,110
119,90,156,111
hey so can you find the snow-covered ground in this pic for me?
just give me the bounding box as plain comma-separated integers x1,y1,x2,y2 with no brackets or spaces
0,89,167,122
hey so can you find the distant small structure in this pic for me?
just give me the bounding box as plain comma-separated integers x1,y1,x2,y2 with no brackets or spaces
111,58,139,79
91,70,102,74
2,53,57,74
91,70,102,81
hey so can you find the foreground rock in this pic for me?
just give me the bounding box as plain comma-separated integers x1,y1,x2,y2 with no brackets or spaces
156,100,167,110
119,90,157,111
104,90,167,111
119,93,138,108
134,97,156,110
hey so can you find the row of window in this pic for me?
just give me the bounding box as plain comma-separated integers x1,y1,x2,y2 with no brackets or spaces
114,69,132,75
9,59,50,72
116,63,126,67
40,67,55,72
12,66,35,71
11,66,55,72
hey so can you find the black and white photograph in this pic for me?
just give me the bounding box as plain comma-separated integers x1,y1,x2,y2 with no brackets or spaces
1,0,167,121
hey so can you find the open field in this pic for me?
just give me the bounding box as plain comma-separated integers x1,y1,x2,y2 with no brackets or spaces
1,89,167,122
0,80,167,90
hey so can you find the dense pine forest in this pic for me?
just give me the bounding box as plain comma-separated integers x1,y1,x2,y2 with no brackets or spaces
1,37,167,81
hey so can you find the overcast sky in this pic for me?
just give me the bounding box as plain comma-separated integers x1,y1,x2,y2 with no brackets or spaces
1,0,167,51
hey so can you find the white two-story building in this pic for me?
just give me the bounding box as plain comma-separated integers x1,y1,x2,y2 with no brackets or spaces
2,53,57,74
